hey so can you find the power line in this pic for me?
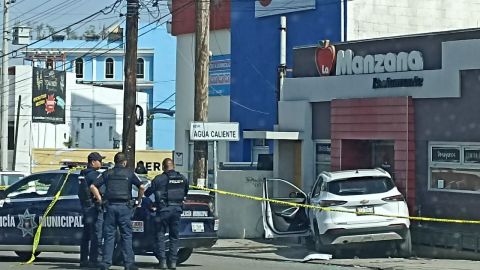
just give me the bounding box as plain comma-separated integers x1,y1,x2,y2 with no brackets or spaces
0,0,56,29
1,0,191,96
0,0,189,121
0,0,123,59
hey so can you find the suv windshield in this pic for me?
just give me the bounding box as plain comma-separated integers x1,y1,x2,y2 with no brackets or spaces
328,177,395,196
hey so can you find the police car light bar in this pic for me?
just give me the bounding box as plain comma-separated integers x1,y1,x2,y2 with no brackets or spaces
59,161,114,170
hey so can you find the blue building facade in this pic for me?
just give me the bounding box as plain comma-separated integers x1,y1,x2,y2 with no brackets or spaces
24,24,176,150
229,0,345,162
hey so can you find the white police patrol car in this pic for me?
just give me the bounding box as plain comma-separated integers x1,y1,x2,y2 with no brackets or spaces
0,169,218,264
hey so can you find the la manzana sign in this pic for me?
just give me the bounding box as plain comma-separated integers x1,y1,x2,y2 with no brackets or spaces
315,45,425,77
335,50,424,76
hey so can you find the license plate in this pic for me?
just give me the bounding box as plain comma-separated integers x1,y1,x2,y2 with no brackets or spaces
191,222,204,233
132,221,144,232
356,206,374,215
214,219,219,231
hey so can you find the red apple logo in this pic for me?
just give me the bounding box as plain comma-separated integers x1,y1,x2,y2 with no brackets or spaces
259,0,272,7
315,44,336,76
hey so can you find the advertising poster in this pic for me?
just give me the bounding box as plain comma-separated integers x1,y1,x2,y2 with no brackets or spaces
32,67,66,124
209,54,231,96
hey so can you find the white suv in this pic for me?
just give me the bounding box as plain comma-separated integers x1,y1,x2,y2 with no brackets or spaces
262,168,411,257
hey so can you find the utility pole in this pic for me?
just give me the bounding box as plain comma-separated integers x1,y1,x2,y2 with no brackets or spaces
12,95,20,171
277,16,286,124
0,0,10,171
193,0,210,186
123,0,139,169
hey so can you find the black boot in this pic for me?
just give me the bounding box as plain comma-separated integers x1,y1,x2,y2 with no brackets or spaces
124,265,138,270
168,260,176,270
158,260,167,269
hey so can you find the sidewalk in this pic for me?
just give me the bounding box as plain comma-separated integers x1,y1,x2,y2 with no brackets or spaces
195,239,480,270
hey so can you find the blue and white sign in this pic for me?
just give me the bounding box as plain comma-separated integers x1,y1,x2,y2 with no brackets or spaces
255,0,316,18
209,54,230,96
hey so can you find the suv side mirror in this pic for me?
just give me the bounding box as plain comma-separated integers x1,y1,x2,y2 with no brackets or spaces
0,190,6,200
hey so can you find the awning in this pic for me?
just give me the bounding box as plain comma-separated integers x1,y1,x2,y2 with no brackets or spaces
243,131,303,140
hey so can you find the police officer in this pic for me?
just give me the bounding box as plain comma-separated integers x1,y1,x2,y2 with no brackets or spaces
90,152,145,270
78,152,105,268
145,158,188,270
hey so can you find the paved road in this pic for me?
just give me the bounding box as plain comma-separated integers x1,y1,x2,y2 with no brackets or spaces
0,251,358,270
2,239,480,270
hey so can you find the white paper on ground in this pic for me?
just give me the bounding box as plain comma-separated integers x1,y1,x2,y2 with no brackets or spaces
302,253,333,261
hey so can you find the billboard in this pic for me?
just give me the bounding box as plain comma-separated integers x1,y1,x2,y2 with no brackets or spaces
32,67,66,124
255,0,316,18
209,54,231,96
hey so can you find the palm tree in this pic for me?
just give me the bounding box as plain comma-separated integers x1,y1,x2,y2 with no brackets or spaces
66,27,78,40
84,25,96,36
35,23,44,39
46,24,55,36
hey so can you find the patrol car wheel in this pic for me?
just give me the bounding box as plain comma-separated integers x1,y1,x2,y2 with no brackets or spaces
15,251,40,261
177,248,193,265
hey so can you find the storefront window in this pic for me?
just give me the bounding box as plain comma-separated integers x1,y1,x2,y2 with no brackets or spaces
429,143,480,193
315,141,331,177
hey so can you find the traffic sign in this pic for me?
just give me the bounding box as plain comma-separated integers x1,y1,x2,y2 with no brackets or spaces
190,122,239,141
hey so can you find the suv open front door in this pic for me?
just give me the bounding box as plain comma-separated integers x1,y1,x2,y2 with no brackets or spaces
262,178,310,239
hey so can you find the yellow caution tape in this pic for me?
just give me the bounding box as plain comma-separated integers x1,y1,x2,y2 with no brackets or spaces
25,166,84,264
190,185,480,225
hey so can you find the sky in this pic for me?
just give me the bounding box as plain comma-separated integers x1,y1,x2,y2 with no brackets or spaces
6,0,171,38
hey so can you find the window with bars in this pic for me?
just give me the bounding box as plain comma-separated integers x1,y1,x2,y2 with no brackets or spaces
75,58,84,78
137,58,144,79
105,58,114,79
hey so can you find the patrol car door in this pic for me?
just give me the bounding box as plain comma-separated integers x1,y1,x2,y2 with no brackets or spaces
0,173,63,247
48,173,84,246
262,178,310,239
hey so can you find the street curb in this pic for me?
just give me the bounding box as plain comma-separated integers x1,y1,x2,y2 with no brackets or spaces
194,250,379,270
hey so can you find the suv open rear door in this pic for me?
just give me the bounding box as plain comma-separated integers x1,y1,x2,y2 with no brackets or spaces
262,178,310,239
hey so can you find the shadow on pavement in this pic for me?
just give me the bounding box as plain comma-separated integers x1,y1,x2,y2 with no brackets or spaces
240,238,400,260
32,263,80,269
0,254,185,269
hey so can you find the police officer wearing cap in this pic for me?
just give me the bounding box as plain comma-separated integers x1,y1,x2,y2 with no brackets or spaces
78,152,105,268
90,152,145,270
145,158,188,270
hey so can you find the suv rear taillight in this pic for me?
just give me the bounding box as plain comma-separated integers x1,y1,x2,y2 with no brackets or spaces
382,194,405,202
320,200,347,207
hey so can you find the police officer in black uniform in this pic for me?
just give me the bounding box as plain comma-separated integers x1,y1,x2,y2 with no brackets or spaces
145,158,188,270
90,152,145,270
78,152,105,268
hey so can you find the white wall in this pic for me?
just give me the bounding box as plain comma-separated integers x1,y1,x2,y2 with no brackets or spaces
9,66,147,172
68,75,148,150
348,0,480,40
174,29,231,175
217,169,273,239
